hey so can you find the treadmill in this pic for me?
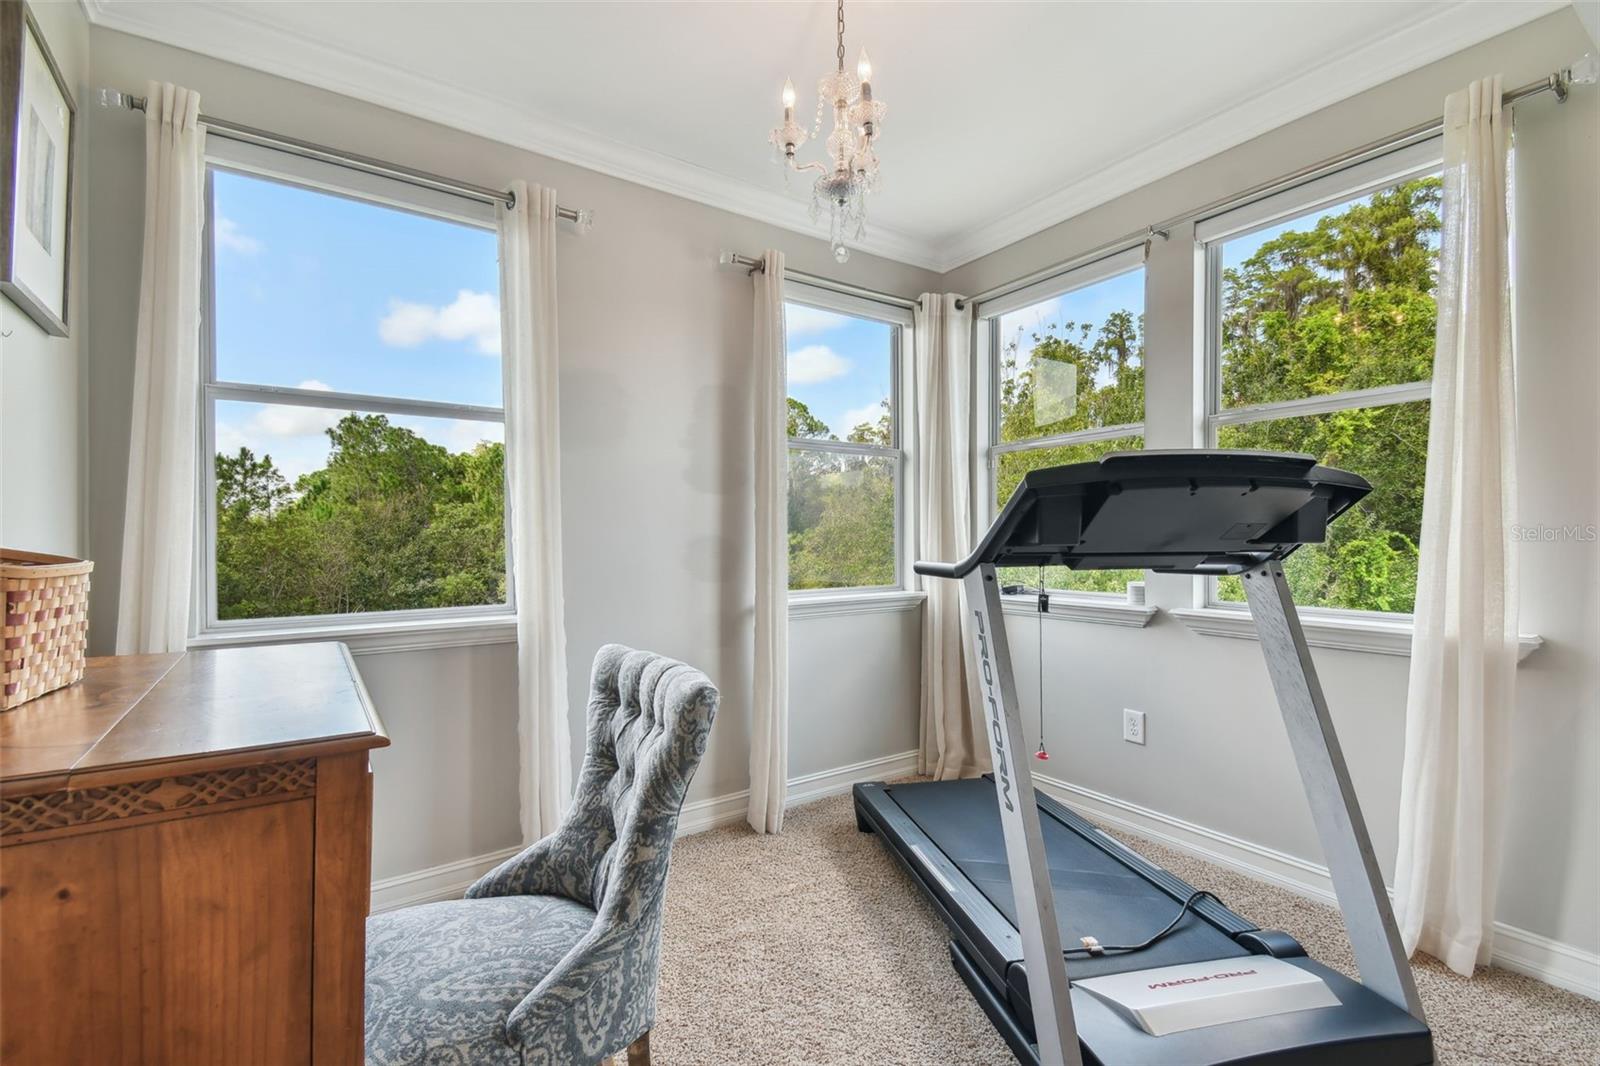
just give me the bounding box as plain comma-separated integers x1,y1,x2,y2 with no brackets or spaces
853,450,1432,1065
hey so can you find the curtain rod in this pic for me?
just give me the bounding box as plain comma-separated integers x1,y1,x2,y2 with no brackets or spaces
99,89,590,224
963,64,1588,310
719,252,920,311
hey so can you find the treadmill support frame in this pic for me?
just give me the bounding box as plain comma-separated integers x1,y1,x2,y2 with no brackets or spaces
961,564,1082,1066
1242,562,1427,1021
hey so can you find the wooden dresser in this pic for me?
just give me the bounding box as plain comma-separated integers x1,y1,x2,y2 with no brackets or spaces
0,643,389,1066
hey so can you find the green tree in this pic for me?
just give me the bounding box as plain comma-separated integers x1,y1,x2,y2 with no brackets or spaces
786,396,896,590
215,414,506,620
787,397,834,440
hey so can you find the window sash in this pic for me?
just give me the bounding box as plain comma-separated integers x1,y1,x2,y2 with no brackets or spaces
987,422,1145,511
782,287,909,593
209,381,503,423
1200,155,1443,417
1193,136,1442,245
983,264,1147,457
1198,161,1442,616
981,256,1149,570
991,420,1145,457
197,152,512,635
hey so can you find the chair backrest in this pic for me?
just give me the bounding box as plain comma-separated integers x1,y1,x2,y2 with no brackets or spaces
573,644,718,913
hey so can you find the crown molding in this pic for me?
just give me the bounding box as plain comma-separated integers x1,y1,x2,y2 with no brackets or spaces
79,0,943,271
85,0,1568,277
929,0,1568,272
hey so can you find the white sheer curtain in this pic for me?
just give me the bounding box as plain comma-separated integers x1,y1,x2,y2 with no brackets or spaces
500,181,572,844
914,293,987,779
116,83,205,656
1393,76,1519,977
748,250,788,834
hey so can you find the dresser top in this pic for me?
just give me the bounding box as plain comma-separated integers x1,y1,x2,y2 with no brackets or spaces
0,643,389,796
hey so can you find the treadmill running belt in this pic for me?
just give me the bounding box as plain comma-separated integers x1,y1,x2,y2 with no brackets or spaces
889,778,1251,980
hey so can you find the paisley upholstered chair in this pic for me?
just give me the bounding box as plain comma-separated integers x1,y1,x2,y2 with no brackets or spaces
364,645,719,1066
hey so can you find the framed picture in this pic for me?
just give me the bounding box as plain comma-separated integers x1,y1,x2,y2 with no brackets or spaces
1,1,75,337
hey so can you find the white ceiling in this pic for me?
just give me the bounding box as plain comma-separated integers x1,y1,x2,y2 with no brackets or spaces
85,1,1567,271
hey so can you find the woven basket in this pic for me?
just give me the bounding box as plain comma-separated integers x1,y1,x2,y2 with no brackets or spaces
2,549,94,711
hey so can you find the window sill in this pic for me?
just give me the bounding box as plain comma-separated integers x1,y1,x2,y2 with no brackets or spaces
788,590,926,619
189,612,519,655
1171,607,1544,662
1000,594,1158,629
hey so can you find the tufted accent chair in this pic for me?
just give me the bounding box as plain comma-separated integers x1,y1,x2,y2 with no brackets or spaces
364,645,719,1066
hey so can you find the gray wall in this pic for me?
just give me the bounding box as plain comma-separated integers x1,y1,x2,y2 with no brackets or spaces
57,7,1597,961
83,27,929,881
947,9,1597,955
1,0,88,557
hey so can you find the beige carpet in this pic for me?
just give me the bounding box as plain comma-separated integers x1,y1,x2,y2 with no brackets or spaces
655,789,1599,1066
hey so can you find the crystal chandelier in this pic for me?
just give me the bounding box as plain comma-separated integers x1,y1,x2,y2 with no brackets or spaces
769,0,886,263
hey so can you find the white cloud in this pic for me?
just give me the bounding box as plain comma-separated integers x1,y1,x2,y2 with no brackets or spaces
215,216,262,255
838,402,886,434
787,344,851,385
379,290,501,355
785,304,849,337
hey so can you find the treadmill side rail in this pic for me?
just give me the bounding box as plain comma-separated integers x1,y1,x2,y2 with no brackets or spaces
962,564,1082,1066
1242,562,1427,1022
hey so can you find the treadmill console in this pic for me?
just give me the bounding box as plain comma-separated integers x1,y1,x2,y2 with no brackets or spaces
918,450,1371,578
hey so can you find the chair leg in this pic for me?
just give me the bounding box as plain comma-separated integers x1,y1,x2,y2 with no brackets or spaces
626,1031,651,1066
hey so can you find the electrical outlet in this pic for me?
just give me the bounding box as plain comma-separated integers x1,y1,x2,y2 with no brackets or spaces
1123,708,1146,746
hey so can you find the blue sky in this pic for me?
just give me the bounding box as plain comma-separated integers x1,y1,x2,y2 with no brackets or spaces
785,302,893,439
211,169,503,481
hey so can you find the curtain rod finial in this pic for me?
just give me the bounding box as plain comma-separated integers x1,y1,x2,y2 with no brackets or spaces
96,88,142,111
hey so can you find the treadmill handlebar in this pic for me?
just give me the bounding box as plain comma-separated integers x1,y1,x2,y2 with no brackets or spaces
913,559,964,580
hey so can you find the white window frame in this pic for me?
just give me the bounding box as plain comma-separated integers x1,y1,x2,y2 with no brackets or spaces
1195,137,1444,618
193,137,516,647
978,246,1148,604
784,282,916,602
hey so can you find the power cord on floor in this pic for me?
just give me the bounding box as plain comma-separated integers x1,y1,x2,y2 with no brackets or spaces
1066,890,1224,957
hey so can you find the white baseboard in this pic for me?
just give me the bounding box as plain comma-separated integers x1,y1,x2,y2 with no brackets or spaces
677,749,920,836
370,845,523,914
369,750,919,912
1033,772,1600,1001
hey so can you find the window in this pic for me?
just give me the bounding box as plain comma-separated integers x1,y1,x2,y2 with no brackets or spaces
785,290,907,592
200,141,509,629
984,252,1145,595
1201,144,1442,614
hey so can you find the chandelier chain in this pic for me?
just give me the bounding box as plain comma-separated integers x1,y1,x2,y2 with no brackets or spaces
836,0,846,71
